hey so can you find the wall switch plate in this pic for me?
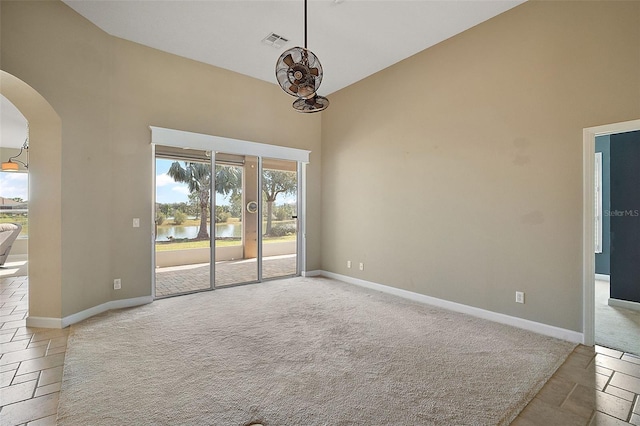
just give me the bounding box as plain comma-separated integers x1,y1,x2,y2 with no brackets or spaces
114,278,122,290
515,291,525,304
359,263,364,271
133,218,140,228
347,260,352,268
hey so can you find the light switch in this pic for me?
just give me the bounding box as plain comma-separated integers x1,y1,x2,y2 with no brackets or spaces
133,218,140,228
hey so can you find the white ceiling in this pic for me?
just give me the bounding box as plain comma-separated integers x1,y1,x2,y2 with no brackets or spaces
62,0,525,95
1,1,525,148
0,96,28,150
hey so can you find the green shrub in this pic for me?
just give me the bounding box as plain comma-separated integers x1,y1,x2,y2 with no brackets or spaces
173,210,187,225
215,205,231,223
267,223,296,237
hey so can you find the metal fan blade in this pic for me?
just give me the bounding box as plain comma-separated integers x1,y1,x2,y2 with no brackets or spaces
283,54,295,67
309,68,319,76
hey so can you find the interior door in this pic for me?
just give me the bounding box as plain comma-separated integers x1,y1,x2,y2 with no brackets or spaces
609,130,640,305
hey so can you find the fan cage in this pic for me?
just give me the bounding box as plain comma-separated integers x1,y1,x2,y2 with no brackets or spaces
292,95,329,113
276,47,323,99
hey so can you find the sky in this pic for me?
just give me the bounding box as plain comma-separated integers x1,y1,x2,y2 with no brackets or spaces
0,172,28,201
156,159,231,205
155,159,190,204
1,160,294,206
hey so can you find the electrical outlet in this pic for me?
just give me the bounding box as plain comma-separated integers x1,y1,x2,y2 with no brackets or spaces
359,262,364,271
133,218,140,228
114,278,122,290
347,260,352,269
515,291,525,304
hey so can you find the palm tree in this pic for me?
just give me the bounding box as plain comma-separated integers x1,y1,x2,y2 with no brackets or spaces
214,164,241,199
167,162,241,240
167,162,211,239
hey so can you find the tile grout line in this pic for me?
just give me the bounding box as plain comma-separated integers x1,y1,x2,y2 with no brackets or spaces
601,366,615,394
630,394,639,424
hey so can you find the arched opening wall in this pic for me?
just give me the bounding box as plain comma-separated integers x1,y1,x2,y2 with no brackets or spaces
0,71,63,325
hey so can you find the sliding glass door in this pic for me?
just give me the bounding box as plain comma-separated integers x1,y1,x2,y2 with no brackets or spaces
153,141,304,298
154,150,212,298
261,158,298,280
213,155,299,286
214,154,259,287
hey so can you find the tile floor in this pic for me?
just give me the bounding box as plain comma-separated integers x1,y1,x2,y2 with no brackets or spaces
155,254,297,297
0,276,68,425
512,345,640,425
1,274,640,425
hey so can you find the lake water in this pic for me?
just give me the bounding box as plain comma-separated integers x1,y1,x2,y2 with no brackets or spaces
156,223,242,241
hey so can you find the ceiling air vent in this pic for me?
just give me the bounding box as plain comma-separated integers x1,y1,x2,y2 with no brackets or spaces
262,33,289,49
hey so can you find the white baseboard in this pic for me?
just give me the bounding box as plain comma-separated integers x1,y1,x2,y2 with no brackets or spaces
608,297,640,313
317,271,584,344
303,270,323,277
61,296,153,328
26,296,154,329
595,274,610,282
26,316,64,329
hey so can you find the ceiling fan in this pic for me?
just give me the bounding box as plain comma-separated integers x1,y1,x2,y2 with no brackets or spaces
275,0,329,113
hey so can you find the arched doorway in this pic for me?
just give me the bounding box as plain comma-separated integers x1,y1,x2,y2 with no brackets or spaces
0,70,63,327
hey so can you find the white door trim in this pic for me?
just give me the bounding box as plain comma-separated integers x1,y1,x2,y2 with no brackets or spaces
150,126,311,287
582,118,640,346
150,126,310,163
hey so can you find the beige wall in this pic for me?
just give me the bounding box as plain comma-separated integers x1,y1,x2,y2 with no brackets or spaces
321,1,640,332
1,1,321,319
3,0,639,333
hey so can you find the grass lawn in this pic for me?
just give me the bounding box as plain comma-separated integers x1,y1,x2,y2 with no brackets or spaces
155,234,295,252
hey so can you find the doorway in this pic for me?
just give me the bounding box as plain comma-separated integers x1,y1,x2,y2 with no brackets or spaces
583,119,640,351
0,95,30,279
151,127,309,298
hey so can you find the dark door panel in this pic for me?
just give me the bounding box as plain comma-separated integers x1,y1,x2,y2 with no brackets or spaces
609,130,640,303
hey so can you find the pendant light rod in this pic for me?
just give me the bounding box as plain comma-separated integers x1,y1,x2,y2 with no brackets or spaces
304,0,308,49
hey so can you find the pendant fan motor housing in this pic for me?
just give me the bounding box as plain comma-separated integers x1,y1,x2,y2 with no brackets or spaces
276,47,323,99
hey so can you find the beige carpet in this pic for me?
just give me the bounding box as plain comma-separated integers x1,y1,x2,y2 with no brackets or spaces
595,279,640,356
57,277,575,425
